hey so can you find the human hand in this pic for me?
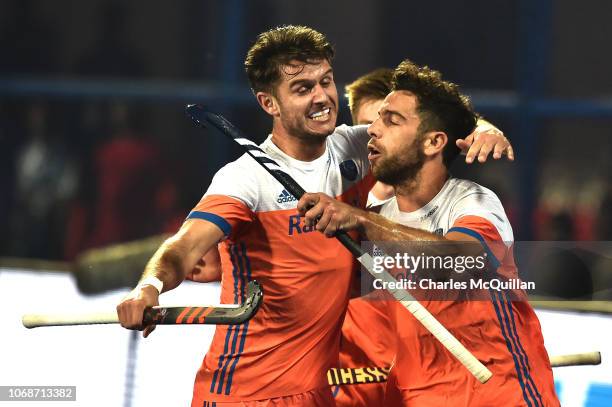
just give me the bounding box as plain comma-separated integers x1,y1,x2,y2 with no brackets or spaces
116,285,159,338
456,120,514,163
297,192,365,237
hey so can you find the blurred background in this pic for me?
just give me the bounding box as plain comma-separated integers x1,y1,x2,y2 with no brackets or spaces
1,0,611,262
1,0,611,406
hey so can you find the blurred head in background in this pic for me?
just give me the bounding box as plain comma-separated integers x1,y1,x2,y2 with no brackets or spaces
345,68,393,125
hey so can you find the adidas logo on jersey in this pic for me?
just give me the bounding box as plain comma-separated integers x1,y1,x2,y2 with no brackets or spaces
277,189,297,204
419,205,439,221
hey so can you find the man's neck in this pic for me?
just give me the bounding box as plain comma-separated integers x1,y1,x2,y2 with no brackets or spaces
270,124,327,162
394,163,449,213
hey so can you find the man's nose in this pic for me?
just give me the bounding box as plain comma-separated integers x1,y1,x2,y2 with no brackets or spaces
312,84,329,104
367,117,382,139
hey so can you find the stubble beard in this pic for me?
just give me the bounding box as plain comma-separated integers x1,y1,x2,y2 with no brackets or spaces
373,137,426,188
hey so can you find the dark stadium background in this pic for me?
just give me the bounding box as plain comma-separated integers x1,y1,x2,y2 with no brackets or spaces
1,0,610,262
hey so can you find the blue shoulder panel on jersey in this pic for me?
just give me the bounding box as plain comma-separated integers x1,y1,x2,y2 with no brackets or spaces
187,211,232,236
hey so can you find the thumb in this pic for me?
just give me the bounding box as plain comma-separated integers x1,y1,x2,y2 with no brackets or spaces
456,139,469,148
143,324,157,338
457,132,475,147
456,139,470,152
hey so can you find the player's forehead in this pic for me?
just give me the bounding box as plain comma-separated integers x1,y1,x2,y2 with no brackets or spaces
278,59,333,84
356,98,385,125
380,91,419,117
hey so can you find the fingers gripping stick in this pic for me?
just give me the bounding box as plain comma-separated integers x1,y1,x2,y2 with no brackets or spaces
186,104,492,384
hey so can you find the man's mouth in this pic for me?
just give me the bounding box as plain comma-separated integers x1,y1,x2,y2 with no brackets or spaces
308,107,331,122
368,143,382,160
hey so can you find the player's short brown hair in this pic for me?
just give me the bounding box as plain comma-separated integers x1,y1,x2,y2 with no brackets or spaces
345,68,393,123
391,59,477,167
244,25,335,94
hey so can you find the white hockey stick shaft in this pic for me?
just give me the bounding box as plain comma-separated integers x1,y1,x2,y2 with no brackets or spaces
550,351,601,367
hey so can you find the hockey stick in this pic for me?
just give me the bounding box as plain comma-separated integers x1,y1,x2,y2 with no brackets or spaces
23,280,263,328
186,104,493,384
549,351,601,367
326,351,602,386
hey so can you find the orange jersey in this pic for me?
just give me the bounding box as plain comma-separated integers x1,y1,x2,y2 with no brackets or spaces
333,296,396,407
188,126,375,404
199,388,334,407
334,198,395,407
379,178,559,407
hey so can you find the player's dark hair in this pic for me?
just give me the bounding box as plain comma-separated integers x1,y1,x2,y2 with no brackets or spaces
345,68,393,123
391,60,477,167
244,25,335,94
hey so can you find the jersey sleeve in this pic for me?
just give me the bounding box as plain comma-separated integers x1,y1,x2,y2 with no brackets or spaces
186,158,257,239
447,191,513,263
334,124,371,176
447,190,513,243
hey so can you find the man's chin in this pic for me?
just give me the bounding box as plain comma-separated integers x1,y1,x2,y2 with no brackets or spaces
305,123,335,138
373,160,424,187
372,162,399,186
372,168,388,185
308,114,337,133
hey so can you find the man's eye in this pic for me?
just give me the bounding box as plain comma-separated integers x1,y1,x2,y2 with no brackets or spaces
297,86,309,94
383,116,395,126
321,78,332,86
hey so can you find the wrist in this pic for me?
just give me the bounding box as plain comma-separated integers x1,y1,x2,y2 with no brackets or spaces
354,210,371,233
137,276,164,294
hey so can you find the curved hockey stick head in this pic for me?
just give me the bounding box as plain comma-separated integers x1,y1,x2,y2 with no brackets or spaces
146,280,264,326
186,104,248,144
186,104,208,128
196,280,264,325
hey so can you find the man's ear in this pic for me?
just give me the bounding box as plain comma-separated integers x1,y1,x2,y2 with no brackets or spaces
422,131,448,157
256,92,280,117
